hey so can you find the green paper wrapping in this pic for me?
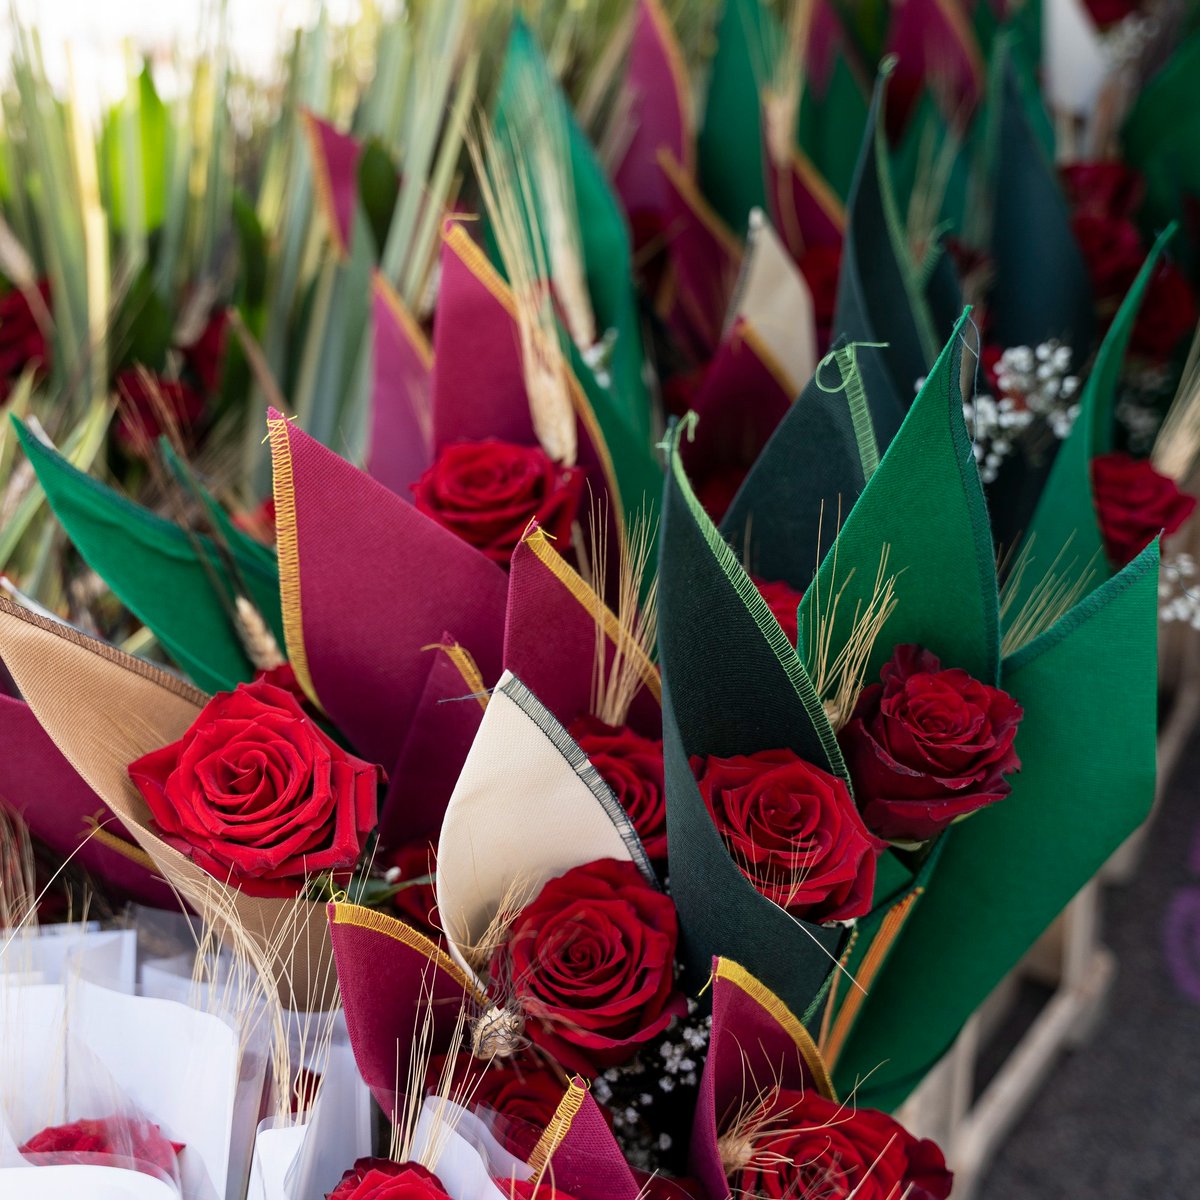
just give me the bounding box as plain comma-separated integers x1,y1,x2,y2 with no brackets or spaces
834,541,1160,1107
15,419,282,693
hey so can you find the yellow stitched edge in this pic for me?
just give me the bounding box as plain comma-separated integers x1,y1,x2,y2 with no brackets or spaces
522,526,661,705
821,888,925,1070
528,1077,588,1180
715,958,836,1101
656,147,744,260
737,319,799,402
422,641,489,710
444,223,520,320
85,817,158,872
644,0,695,175
373,272,434,371
329,901,485,1002
299,110,350,261
788,146,848,233
267,417,324,713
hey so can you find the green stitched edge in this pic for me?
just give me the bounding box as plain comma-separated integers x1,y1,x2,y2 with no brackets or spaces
833,344,881,480
666,421,850,786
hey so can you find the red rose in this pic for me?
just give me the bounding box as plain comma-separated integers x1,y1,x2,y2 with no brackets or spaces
752,576,804,647
691,748,880,922
21,1117,183,1180
0,279,50,400
439,1054,567,1129
1080,0,1138,26
382,839,440,933
1071,214,1144,306
128,678,382,895
413,439,585,566
326,1159,450,1200
1092,452,1196,565
497,858,685,1074
570,718,666,864
798,243,842,351
1130,260,1197,359
840,644,1023,843
115,367,205,456
725,1088,952,1200
1060,162,1144,221
182,308,229,395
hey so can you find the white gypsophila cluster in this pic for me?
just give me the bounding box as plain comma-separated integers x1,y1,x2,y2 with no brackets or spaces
1117,360,1174,453
960,342,1081,483
590,997,711,1171
1159,552,1200,626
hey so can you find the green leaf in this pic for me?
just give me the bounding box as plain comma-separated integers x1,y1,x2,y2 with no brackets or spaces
232,189,268,311
358,139,400,258
113,265,173,372
100,63,169,236
799,310,1000,686
835,543,1160,1106
15,419,282,694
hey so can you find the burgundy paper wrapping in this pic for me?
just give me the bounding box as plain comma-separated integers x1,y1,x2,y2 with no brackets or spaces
764,141,845,262
0,693,175,907
376,636,488,848
658,150,743,358
367,274,433,500
690,958,835,1199
680,317,793,511
328,901,480,1115
530,1082,642,1199
884,0,984,133
268,409,507,774
613,0,693,252
503,527,661,737
300,110,362,258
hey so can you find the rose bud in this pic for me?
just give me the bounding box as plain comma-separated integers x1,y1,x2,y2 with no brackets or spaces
840,644,1023,843
114,367,205,457
412,438,585,566
691,748,881,923
751,576,805,647
570,717,667,865
721,1087,952,1200
1092,452,1196,565
21,1116,184,1180
128,678,382,896
326,1159,451,1200
494,858,686,1075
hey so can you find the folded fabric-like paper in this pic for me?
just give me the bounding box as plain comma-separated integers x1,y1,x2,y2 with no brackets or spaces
300,109,363,259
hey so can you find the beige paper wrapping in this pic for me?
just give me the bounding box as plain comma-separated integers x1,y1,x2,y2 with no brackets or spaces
0,597,335,1010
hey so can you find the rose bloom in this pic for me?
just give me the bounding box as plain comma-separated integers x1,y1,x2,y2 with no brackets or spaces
326,1159,450,1200
1060,162,1144,221
496,858,685,1074
752,576,804,647
128,678,382,895
21,1117,183,1180
182,308,229,395
434,1053,567,1130
0,279,50,400
570,717,666,864
691,748,880,923
1130,260,1198,359
1092,452,1196,566
381,839,440,934
1070,213,1144,306
114,367,205,456
412,438,585,566
840,645,1023,843
726,1088,952,1200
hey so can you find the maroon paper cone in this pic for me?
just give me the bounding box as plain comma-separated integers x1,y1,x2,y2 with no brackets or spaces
300,110,363,258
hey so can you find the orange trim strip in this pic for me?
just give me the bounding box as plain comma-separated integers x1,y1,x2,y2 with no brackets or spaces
657,147,744,262
644,0,695,174
528,1078,588,1180
373,271,434,372
715,958,836,1100
85,817,158,872
267,417,324,713
423,641,489,710
522,526,661,706
329,901,485,1002
821,888,925,1069
299,109,350,261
